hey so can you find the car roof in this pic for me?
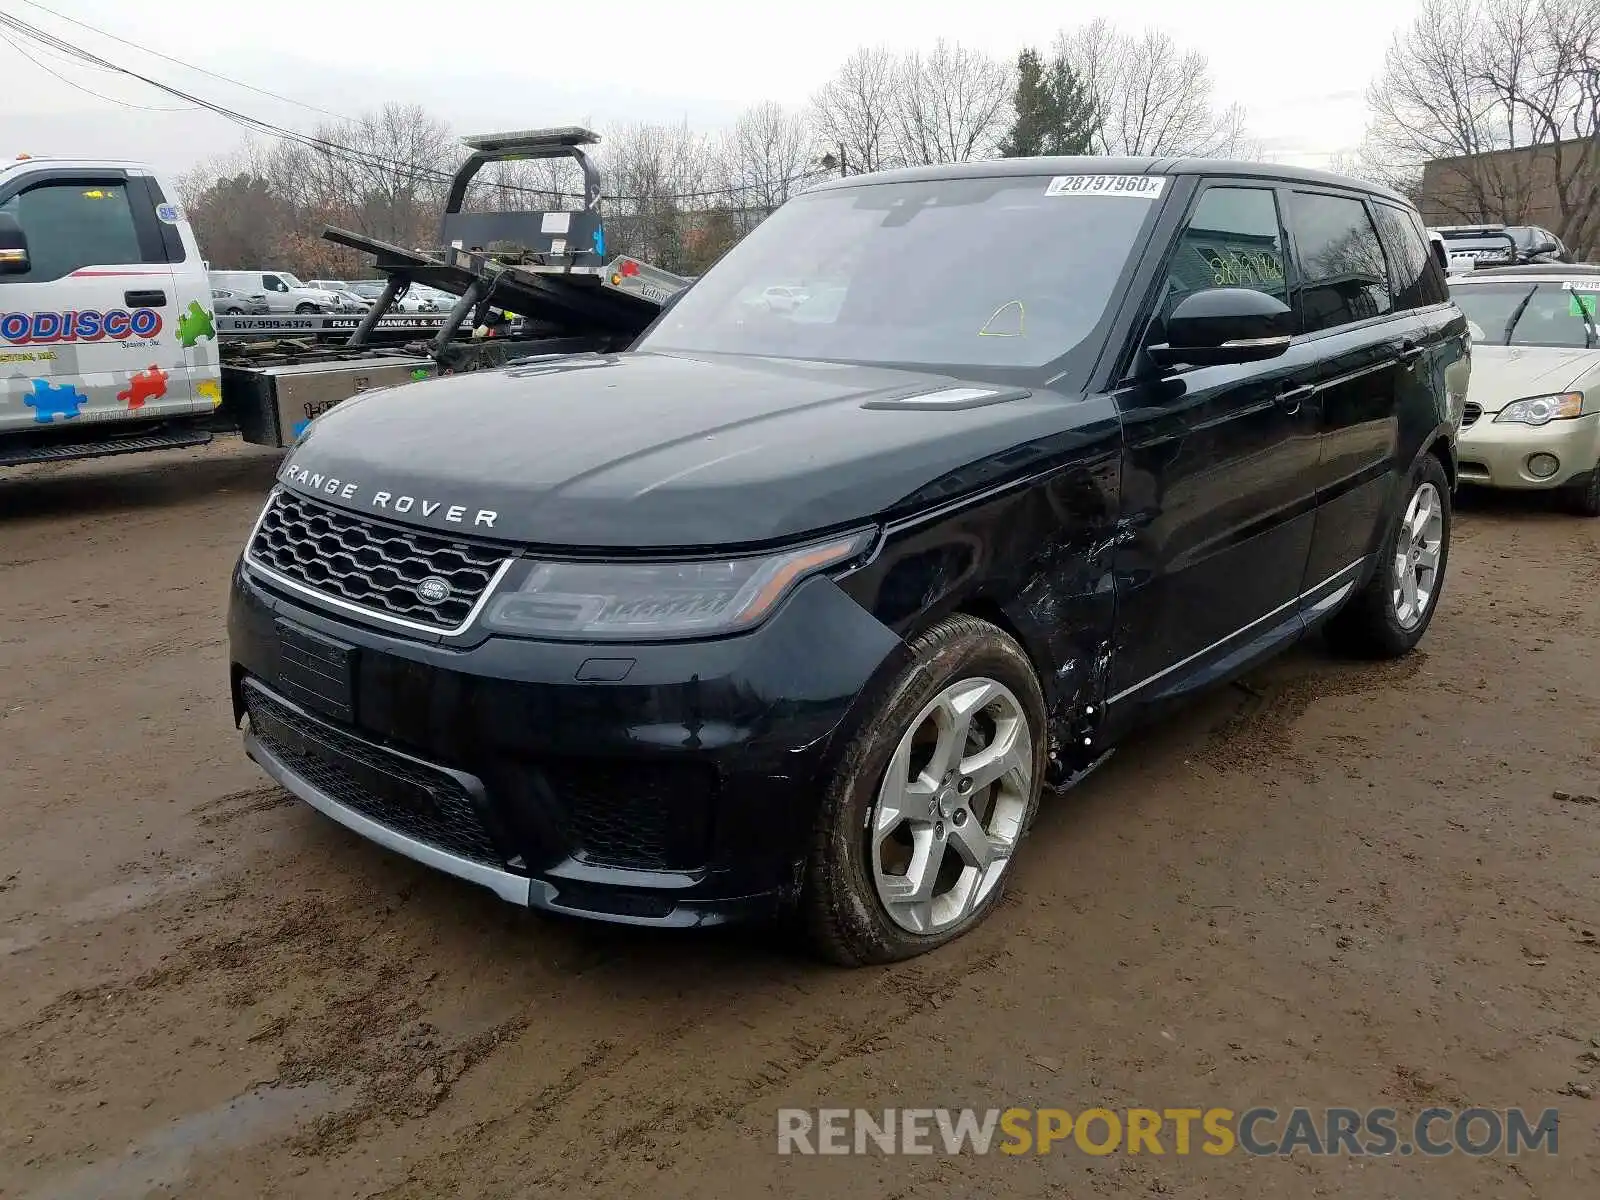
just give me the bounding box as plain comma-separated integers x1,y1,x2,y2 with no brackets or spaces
1452,264,1600,283
805,156,1411,207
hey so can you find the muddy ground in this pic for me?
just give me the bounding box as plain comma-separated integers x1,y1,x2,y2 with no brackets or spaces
1,440,1596,1199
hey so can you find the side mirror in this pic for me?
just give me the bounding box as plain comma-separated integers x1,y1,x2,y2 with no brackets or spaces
0,212,30,274
1149,287,1294,368
1532,238,1560,257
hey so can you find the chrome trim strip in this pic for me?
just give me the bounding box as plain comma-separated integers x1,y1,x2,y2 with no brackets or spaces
245,725,533,906
1302,580,1356,620
1107,557,1365,705
1221,335,1292,348
1314,360,1394,393
242,486,516,638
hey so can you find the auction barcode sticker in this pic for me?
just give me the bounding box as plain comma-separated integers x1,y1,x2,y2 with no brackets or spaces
1045,174,1167,198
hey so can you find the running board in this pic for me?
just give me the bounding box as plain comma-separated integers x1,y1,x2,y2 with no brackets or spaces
0,427,213,467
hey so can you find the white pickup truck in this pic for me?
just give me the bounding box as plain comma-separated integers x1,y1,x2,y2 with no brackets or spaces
0,155,224,464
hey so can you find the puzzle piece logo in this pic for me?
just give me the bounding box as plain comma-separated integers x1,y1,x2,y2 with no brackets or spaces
118,364,168,410
24,379,86,423
196,378,221,407
177,301,215,348
290,418,312,441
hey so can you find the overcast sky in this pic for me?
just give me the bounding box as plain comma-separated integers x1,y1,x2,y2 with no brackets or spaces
1,0,1415,178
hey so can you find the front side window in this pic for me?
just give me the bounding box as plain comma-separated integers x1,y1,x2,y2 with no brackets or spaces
0,180,142,283
263,275,288,292
637,174,1167,384
1154,185,1287,335
1288,192,1394,333
1451,281,1598,348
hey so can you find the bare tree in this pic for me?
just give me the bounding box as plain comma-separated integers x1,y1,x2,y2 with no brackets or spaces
1366,0,1600,254
718,101,819,230
811,47,904,174
892,39,1014,165
594,120,718,272
1056,20,1248,157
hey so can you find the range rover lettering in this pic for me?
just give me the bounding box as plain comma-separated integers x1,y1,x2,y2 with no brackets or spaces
228,157,1467,966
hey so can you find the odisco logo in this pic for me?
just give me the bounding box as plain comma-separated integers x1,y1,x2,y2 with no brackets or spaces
0,307,164,344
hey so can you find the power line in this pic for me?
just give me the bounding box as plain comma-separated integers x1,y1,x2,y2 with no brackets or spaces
0,29,199,111
11,0,355,122
0,9,823,208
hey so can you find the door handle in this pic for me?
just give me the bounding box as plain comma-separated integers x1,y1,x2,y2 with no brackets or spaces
1398,340,1425,365
124,289,167,308
1276,384,1315,410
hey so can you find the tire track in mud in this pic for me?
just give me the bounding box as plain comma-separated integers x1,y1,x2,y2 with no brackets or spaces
193,784,294,827
1200,650,1429,783
367,933,1019,1198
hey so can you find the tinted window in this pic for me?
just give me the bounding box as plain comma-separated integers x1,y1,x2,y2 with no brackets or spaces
1450,281,1597,347
263,275,287,292
1288,192,1393,332
638,175,1166,380
1155,186,1286,332
1372,203,1447,309
0,180,143,283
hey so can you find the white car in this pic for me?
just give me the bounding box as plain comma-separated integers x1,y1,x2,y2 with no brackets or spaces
1448,264,1600,515
209,270,340,315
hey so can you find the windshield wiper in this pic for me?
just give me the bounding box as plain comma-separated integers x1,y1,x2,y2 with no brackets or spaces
1500,286,1539,345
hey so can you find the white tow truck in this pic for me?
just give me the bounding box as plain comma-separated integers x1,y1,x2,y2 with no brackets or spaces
0,129,691,468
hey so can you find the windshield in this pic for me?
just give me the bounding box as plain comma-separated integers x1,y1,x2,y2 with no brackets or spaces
1452,281,1599,348
637,174,1165,380
279,273,306,288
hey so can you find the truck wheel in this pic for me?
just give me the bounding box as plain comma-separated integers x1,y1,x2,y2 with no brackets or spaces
1563,467,1600,517
1325,454,1452,659
295,303,319,314
803,615,1047,966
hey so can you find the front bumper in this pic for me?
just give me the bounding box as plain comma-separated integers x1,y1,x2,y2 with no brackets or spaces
228,561,905,927
1457,411,1600,490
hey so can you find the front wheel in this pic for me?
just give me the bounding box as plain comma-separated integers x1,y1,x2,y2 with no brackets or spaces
1563,467,1600,517
803,615,1047,966
294,302,319,314
1325,454,1451,658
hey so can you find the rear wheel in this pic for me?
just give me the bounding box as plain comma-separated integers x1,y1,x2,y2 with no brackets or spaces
803,615,1047,966
1563,466,1600,517
1325,454,1451,658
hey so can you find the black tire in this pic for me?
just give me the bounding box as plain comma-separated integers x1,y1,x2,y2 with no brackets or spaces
219,306,243,315
1563,467,1600,517
294,303,319,314
1325,453,1452,659
802,614,1048,967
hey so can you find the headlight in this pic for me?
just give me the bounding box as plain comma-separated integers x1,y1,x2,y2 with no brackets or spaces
1494,392,1585,425
480,530,875,640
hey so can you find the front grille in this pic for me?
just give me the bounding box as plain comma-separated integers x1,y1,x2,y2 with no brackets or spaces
544,759,717,871
1461,401,1482,428
244,680,505,869
247,488,508,632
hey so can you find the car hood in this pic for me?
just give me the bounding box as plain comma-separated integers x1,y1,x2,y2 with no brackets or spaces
1465,344,1598,412
279,350,1100,548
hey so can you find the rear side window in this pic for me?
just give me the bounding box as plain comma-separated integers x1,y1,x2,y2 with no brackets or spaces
0,180,144,283
1155,185,1288,330
1372,203,1447,309
1288,191,1394,333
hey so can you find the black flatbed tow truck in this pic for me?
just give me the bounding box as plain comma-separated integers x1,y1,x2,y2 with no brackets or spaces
220,125,691,448
0,127,689,466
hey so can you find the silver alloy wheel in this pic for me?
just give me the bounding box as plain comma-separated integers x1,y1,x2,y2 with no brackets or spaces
1393,481,1444,629
867,676,1033,934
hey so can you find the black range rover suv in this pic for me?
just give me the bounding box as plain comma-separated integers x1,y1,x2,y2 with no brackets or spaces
229,158,1468,965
